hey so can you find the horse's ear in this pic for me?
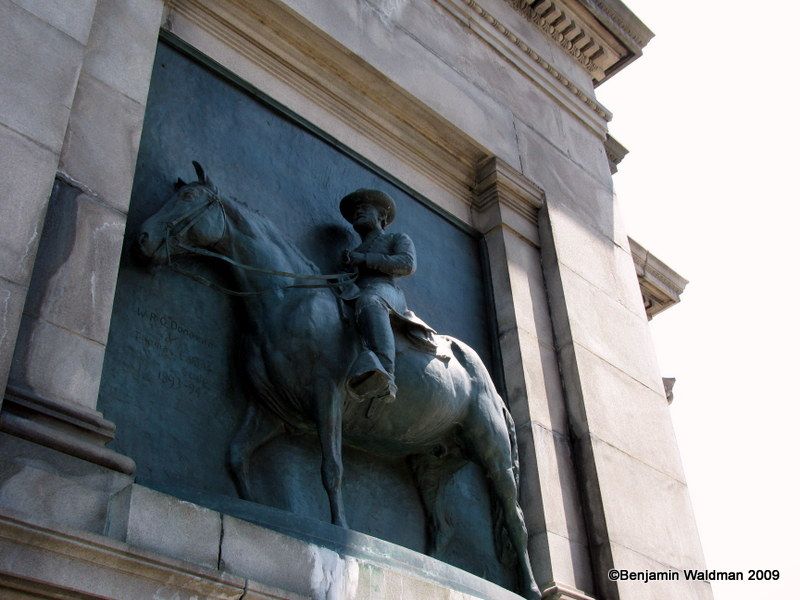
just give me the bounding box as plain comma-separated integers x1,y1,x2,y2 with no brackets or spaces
192,160,207,184
206,176,219,194
174,177,187,190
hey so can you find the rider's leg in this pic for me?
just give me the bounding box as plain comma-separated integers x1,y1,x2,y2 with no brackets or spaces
356,294,395,377
348,294,397,401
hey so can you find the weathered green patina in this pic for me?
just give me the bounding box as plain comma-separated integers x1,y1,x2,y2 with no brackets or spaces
98,40,530,593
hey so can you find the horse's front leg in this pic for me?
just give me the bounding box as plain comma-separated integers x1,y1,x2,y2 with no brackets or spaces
314,381,348,528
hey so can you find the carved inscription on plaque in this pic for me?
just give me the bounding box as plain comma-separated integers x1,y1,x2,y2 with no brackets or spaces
131,306,223,398
99,275,243,496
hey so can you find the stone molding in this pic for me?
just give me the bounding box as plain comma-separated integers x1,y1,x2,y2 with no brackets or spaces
0,510,266,600
629,237,689,320
473,156,545,246
604,133,627,174
581,0,652,51
475,155,545,225
506,0,653,84
441,0,612,130
663,377,676,404
507,0,623,81
541,580,597,599
0,385,135,474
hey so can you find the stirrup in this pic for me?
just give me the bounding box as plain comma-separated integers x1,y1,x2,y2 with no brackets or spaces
347,350,395,402
366,381,398,419
348,369,395,403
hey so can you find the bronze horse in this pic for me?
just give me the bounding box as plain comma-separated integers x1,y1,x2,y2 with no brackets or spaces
137,163,541,599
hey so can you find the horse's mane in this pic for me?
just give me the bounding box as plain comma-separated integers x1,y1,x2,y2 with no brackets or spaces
217,191,321,275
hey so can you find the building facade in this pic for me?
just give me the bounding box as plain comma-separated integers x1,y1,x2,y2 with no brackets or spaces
0,1,709,598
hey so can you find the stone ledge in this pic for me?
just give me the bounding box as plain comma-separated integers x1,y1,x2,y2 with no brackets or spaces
475,156,545,221
151,485,525,599
3,384,114,442
0,385,135,474
0,508,254,600
628,238,689,320
0,488,530,599
474,156,545,244
603,134,627,174
0,432,133,536
541,580,596,599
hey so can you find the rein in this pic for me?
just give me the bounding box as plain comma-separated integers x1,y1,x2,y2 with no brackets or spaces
163,193,357,298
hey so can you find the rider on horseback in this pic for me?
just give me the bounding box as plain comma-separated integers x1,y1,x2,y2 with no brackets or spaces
339,189,422,403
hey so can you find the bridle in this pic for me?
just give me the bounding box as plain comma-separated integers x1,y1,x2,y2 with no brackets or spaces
161,189,358,297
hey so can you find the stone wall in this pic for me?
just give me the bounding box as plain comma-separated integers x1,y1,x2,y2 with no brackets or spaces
0,1,710,599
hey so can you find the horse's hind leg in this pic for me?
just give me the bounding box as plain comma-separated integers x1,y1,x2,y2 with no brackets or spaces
463,406,542,600
228,400,284,502
408,452,464,557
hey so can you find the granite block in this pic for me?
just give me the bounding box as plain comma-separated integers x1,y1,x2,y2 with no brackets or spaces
60,73,146,213
529,530,594,596
554,263,664,395
107,484,222,569
545,206,646,318
23,185,126,344
0,2,83,152
0,277,26,394
564,344,686,482
591,438,706,570
277,0,521,167
610,542,714,600
10,0,97,44
82,0,163,105
220,514,360,599
10,315,105,409
0,124,59,286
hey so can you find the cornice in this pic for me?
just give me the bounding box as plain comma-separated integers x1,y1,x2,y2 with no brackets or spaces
604,134,627,174
506,0,622,81
629,237,688,320
453,0,612,126
473,156,543,245
475,156,544,223
505,0,653,85
584,0,649,47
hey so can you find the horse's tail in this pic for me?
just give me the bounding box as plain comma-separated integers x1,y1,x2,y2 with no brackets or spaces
492,402,520,567
450,339,519,567
502,402,521,491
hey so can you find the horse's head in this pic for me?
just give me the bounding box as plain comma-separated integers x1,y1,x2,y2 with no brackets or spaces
138,161,227,264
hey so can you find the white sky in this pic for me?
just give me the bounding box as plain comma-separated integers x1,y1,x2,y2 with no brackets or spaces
597,1,800,597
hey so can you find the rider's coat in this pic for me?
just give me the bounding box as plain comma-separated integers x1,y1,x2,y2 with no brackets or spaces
341,230,416,315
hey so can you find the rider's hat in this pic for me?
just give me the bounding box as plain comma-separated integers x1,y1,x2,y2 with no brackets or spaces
339,189,396,227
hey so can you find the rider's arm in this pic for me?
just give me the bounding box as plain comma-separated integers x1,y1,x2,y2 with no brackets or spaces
363,233,416,276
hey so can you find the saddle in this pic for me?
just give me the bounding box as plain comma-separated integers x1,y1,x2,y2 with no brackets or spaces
391,310,451,363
